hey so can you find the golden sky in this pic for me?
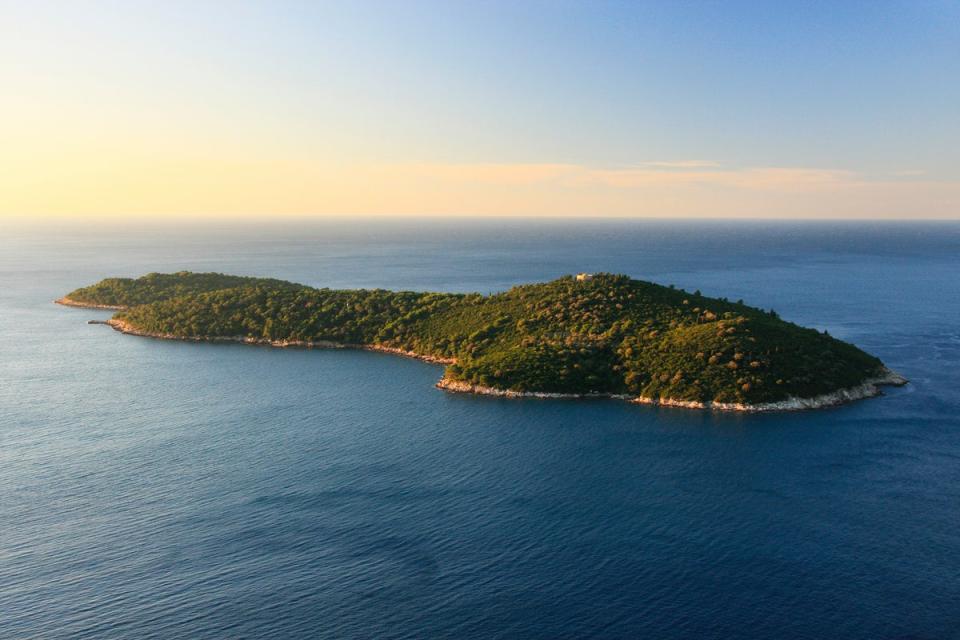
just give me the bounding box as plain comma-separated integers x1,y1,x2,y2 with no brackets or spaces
4,154,958,219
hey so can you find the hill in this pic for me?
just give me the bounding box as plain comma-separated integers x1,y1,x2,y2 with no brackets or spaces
58,272,905,411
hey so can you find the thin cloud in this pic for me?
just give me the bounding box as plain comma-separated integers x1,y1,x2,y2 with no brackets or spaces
638,160,721,169
890,169,926,177
404,162,858,193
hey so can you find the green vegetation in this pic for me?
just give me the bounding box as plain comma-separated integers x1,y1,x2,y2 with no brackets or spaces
63,272,291,307
65,272,888,404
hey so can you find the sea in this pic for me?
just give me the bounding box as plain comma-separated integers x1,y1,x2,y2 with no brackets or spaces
1,219,959,639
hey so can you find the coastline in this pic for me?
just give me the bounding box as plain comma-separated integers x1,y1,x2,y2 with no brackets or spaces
435,379,635,401
104,318,457,365
436,370,908,413
65,299,908,413
55,297,127,311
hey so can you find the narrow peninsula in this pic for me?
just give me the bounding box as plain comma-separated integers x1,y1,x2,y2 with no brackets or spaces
58,271,906,412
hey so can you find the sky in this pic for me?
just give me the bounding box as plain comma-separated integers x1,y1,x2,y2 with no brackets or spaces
1,0,958,219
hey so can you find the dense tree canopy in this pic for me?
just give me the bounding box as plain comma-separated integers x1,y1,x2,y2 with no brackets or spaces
66,272,886,404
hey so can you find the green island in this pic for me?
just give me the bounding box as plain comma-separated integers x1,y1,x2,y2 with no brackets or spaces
58,271,906,411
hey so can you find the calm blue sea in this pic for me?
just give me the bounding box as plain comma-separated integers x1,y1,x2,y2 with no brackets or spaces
2,219,959,639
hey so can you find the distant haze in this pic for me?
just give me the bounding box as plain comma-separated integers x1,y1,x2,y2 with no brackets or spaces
1,1,958,219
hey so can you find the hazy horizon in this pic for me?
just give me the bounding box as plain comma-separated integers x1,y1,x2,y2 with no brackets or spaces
6,214,960,230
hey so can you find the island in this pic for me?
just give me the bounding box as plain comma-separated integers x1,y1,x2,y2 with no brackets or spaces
57,271,906,412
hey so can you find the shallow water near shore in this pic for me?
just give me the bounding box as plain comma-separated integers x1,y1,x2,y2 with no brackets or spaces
2,219,960,639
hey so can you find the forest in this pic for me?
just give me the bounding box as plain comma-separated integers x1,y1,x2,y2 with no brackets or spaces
64,272,887,405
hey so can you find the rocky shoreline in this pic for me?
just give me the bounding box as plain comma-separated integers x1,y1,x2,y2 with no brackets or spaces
103,318,457,365
64,298,907,412
55,296,127,310
435,378,635,401
436,370,908,413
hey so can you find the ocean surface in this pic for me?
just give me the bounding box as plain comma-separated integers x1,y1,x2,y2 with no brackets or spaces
2,219,959,639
